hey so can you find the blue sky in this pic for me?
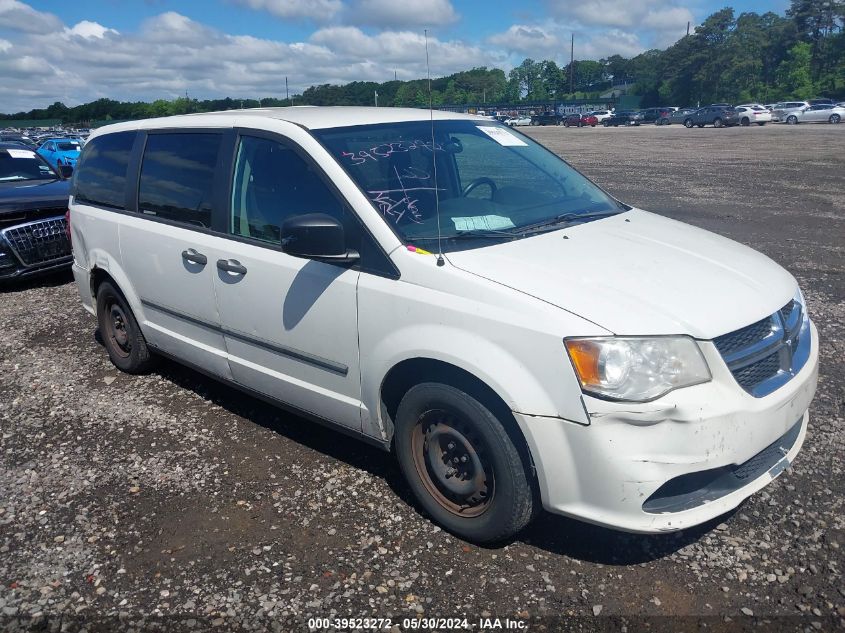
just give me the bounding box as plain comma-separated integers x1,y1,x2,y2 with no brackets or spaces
1,0,792,113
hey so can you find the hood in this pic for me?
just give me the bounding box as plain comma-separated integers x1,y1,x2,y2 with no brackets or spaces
0,178,70,215
445,209,796,339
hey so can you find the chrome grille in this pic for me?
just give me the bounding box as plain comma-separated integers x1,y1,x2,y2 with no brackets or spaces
1,216,71,267
714,300,809,397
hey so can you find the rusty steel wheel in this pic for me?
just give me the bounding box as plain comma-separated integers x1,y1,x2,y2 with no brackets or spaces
104,301,132,359
96,280,156,374
394,382,535,543
410,409,494,518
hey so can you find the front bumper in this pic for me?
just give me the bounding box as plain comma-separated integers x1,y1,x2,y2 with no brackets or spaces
514,320,819,533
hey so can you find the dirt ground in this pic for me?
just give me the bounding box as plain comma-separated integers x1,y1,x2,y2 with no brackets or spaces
1,123,843,632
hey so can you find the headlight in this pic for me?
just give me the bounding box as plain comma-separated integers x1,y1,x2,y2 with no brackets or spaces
565,336,711,402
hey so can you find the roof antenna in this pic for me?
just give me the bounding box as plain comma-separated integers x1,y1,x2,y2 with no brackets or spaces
425,28,445,267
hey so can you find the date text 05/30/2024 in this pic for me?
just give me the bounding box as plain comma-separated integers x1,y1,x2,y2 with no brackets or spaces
307,617,528,630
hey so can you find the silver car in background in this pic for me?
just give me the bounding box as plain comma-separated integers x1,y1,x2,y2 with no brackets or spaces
658,107,697,125
772,101,810,122
783,104,844,125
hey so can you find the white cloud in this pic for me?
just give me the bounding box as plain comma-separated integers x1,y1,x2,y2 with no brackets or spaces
0,3,497,113
63,20,119,40
231,0,343,21
346,0,458,28
0,0,63,34
488,25,561,58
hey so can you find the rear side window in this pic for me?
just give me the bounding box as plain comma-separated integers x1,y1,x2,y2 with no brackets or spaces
138,133,221,228
74,131,136,210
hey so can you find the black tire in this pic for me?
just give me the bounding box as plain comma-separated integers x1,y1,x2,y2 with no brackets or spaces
787,115,798,125
96,281,156,374
741,117,750,126
684,119,693,128
394,382,535,544
713,117,723,128
563,121,570,127
830,114,841,124
757,122,766,126
603,120,610,127
697,124,705,128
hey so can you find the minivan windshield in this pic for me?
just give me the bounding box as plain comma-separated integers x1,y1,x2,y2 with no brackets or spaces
314,120,623,249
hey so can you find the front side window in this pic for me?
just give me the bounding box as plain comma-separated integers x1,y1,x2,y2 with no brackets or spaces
138,133,221,228
73,131,136,209
230,135,345,244
314,120,622,251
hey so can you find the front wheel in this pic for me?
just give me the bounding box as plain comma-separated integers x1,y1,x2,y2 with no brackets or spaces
787,115,798,125
394,383,535,544
713,118,723,128
96,281,156,374
741,117,750,126
603,121,610,127
830,114,841,124
684,119,693,128
757,122,766,126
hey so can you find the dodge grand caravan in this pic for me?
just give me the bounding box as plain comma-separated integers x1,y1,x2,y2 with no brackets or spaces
69,108,818,543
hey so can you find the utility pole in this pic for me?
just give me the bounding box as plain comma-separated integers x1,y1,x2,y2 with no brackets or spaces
285,76,290,105
569,33,575,95
374,90,379,107
686,21,690,36
394,70,397,81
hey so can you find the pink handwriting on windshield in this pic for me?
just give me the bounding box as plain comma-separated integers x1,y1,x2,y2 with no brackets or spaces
341,140,443,166
368,166,441,224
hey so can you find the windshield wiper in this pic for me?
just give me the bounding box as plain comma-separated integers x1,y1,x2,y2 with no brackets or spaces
518,210,621,235
411,228,521,241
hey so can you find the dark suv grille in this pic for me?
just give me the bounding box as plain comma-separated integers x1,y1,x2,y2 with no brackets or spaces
714,317,774,357
1,216,71,267
713,300,808,397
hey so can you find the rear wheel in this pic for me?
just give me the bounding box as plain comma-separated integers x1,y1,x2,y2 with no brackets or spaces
96,281,156,374
830,114,841,124
787,115,798,125
713,118,723,128
603,121,610,127
563,121,570,127
757,122,766,126
741,117,750,126
684,119,693,128
394,383,535,544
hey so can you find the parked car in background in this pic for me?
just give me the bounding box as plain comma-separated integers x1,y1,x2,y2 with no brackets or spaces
36,138,83,169
602,111,643,127
580,113,598,127
590,110,613,123
772,101,810,122
531,112,563,126
658,108,697,125
640,107,678,124
808,98,834,106
784,104,844,124
505,115,531,127
683,106,740,128
69,107,818,543
735,104,772,126
0,143,72,281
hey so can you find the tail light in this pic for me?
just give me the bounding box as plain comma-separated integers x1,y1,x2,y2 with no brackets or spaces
65,208,71,246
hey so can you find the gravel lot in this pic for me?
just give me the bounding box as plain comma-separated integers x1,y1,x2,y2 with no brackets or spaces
1,123,843,632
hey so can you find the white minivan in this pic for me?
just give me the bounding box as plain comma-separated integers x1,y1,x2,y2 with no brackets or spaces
69,107,818,543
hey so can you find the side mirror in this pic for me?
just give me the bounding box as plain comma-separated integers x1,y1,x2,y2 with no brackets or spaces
58,165,73,179
281,213,359,263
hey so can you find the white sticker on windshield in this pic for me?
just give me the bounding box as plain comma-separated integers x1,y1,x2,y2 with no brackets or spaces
476,126,528,146
7,149,36,159
452,215,516,232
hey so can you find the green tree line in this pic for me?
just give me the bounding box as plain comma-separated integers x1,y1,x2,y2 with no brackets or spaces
2,0,842,123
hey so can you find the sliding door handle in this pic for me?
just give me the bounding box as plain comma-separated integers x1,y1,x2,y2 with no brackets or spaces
217,259,247,275
181,249,207,265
